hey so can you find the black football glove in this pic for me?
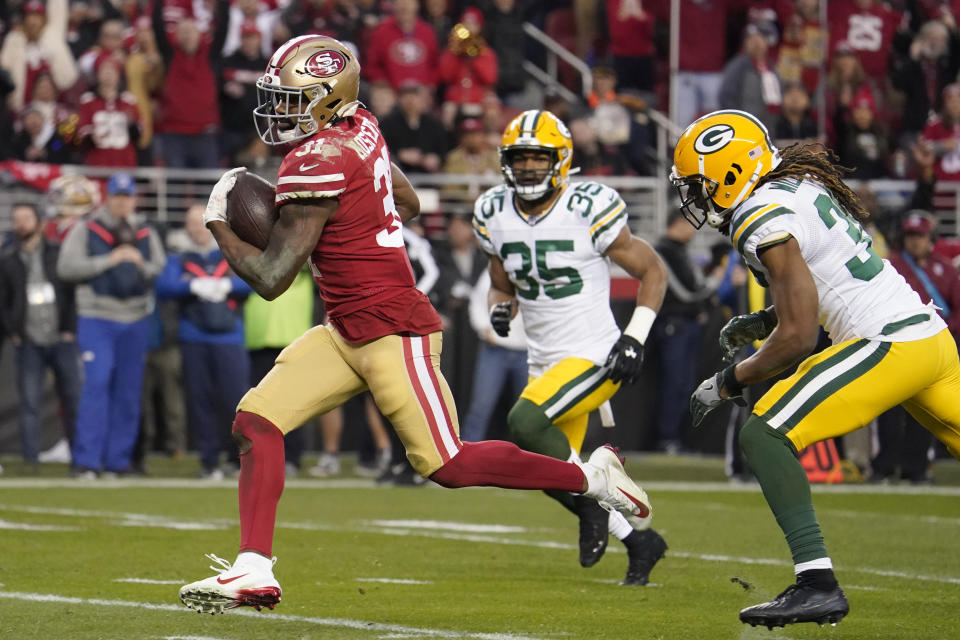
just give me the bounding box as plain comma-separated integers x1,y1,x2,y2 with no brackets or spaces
604,334,645,384
718,308,778,360
489,301,514,337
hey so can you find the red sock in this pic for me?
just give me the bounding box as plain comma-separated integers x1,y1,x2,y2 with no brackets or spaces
233,411,285,556
429,440,584,492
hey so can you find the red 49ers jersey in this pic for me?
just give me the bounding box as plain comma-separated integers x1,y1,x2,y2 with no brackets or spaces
275,108,441,342
76,91,140,167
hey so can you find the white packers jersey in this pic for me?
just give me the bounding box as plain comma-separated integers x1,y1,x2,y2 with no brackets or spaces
729,177,945,343
472,181,628,375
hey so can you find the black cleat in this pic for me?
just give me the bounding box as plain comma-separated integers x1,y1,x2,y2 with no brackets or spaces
573,495,609,567
739,583,849,629
621,529,667,586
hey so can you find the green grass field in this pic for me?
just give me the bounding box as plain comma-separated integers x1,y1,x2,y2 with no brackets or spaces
0,454,958,640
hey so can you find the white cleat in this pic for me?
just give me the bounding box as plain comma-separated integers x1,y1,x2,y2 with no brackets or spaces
179,553,281,614
586,445,653,531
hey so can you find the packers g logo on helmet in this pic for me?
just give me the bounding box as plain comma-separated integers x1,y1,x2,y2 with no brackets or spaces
499,110,574,201
254,35,361,145
670,110,780,229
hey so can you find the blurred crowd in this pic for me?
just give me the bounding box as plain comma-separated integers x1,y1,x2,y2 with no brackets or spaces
6,0,960,180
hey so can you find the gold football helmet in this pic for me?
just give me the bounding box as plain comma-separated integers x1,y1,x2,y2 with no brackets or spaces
254,35,361,145
499,110,574,201
670,110,781,228
46,174,101,218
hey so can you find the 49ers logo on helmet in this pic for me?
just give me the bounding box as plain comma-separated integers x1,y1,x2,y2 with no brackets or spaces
304,50,345,78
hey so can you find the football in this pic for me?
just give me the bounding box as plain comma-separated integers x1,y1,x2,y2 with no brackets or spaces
226,170,278,250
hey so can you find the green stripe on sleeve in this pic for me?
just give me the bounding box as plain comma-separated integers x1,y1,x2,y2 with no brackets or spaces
590,199,623,226
881,314,930,335
729,204,766,236
736,207,792,255
590,210,627,242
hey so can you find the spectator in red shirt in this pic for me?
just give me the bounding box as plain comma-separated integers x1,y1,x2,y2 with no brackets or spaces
920,83,960,181
152,0,228,168
364,0,439,89
777,0,826,97
76,57,141,167
78,19,127,84
604,0,656,93
827,0,904,83
438,8,497,125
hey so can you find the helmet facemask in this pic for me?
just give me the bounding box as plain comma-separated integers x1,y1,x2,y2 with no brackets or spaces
255,82,332,145
670,170,722,229
500,146,564,201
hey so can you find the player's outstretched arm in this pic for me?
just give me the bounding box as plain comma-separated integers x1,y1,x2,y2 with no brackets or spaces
209,199,338,300
730,238,819,387
391,162,420,222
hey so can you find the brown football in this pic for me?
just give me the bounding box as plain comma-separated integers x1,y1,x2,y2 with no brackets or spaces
226,170,278,250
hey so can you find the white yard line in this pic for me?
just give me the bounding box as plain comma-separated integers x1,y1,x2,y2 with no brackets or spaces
0,518,80,531
0,590,551,640
354,578,434,585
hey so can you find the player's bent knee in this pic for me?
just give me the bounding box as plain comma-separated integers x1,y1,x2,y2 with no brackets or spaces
738,415,797,460
507,399,551,449
232,411,283,454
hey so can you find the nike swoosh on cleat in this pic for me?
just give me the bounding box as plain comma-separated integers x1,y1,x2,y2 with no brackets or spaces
216,573,249,585
619,488,650,518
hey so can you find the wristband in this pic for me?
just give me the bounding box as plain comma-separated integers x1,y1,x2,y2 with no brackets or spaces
720,363,745,397
623,306,657,344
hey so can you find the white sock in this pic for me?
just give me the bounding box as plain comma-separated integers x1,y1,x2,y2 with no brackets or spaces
795,557,833,574
608,510,634,541
235,551,273,573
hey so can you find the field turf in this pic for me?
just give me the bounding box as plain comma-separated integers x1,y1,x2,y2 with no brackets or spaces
0,454,957,640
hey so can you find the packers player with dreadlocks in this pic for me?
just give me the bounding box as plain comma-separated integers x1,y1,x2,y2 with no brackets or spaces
672,110,960,628
473,110,670,586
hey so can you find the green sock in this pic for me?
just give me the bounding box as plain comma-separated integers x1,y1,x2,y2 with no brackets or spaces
507,398,571,460
739,416,829,564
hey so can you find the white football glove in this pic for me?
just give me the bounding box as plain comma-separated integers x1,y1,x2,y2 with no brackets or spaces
203,167,246,227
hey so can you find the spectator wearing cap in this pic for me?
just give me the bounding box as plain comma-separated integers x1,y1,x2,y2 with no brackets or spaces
891,18,960,138
380,81,448,173
221,0,277,58
152,0,229,169
0,203,81,466
0,0,78,111
219,18,269,163
57,172,166,478
77,19,128,85
438,8,497,124
76,57,141,167
835,87,890,179
718,23,782,130
364,0,439,90
827,0,905,83
156,204,252,479
442,115,499,203
873,211,960,484
920,83,960,181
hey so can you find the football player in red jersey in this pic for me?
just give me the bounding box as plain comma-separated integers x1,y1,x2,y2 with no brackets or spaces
178,34,656,614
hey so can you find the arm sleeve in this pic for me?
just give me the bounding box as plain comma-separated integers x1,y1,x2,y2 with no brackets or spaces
140,230,167,280
153,0,174,65
275,144,349,204
154,254,190,299
732,204,800,264
57,223,114,281
471,190,499,255
584,184,627,254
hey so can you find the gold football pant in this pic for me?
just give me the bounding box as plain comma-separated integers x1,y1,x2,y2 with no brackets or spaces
238,325,461,475
753,329,960,459
520,357,619,454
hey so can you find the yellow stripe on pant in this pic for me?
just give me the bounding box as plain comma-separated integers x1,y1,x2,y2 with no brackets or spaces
753,329,960,458
520,357,618,454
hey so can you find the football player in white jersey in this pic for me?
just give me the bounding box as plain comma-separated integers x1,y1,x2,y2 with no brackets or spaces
473,110,670,585
672,110,960,628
